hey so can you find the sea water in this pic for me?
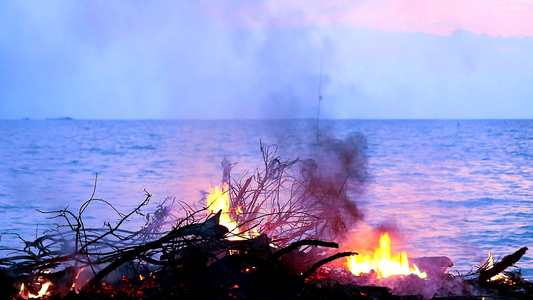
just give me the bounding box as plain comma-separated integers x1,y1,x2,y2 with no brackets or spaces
0,119,531,278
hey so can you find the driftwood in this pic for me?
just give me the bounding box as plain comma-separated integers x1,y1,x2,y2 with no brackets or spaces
85,213,353,291
411,256,453,280
478,246,528,282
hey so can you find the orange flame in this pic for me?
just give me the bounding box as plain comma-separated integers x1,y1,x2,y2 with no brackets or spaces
206,183,255,240
71,266,86,292
487,252,508,281
347,233,426,279
19,280,52,299
206,183,239,237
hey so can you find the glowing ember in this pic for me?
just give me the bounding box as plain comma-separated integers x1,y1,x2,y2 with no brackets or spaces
347,233,427,279
206,183,249,240
19,280,52,299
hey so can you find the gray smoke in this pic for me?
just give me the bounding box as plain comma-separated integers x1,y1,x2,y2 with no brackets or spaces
298,132,368,240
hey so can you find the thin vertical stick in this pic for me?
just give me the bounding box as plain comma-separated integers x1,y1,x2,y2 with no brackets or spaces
316,56,323,143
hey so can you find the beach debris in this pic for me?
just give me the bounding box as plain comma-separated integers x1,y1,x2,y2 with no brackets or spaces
0,143,530,299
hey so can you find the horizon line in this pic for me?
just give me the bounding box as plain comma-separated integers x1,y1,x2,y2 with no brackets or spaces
2,117,532,121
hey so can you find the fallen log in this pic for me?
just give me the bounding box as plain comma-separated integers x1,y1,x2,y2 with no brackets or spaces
83,210,228,290
479,246,528,282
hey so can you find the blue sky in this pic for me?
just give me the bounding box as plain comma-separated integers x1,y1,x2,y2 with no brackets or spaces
1,1,532,119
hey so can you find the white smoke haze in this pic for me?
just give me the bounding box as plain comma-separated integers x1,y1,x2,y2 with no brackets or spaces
1,1,531,119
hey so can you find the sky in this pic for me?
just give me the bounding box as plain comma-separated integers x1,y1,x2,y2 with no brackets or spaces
0,0,532,119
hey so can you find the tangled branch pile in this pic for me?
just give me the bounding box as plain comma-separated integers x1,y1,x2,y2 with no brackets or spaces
0,142,365,299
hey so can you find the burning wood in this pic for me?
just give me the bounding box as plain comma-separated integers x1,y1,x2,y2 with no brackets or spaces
478,247,528,282
0,142,530,299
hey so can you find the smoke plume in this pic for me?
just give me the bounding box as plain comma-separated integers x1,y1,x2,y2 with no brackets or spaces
297,132,368,240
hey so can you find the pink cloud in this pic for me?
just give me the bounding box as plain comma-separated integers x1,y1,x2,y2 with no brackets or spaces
211,0,533,37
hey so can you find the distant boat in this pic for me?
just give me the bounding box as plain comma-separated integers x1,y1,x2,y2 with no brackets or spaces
46,117,74,120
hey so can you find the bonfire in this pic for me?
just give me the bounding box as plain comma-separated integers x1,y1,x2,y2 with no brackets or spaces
0,141,530,299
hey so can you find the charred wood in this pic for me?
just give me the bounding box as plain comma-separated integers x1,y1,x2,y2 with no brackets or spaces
479,247,528,282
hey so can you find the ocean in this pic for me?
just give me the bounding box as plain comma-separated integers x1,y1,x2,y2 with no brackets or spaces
0,119,531,279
